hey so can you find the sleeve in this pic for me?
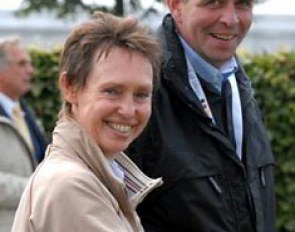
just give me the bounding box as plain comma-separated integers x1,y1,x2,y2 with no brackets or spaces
0,171,28,208
30,170,131,232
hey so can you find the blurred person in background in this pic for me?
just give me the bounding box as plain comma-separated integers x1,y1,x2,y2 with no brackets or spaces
11,12,162,232
126,0,276,231
0,36,47,232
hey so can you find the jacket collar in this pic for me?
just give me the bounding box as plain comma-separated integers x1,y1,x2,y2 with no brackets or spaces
158,14,256,166
158,14,187,83
50,117,162,209
159,14,254,110
158,14,212,122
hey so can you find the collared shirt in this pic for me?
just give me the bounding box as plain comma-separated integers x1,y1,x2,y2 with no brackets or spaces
178,35,238,92
0,92,18,118
178,34,243,159
109,160,124,181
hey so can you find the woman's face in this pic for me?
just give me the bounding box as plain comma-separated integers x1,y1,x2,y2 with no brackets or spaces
67,47,153,159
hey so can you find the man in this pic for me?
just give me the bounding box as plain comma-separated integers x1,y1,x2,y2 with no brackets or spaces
126,0,275,231
0,37,47,231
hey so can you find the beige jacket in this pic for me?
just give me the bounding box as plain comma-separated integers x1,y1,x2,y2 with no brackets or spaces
0,115,37,232
11,118,162,232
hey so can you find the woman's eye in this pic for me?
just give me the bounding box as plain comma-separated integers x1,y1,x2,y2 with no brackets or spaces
103,88,120,95
202,0,221,7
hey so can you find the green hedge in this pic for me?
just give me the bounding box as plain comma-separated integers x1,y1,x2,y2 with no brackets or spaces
27,48,61,139
243,52,295,232
26,49,295,232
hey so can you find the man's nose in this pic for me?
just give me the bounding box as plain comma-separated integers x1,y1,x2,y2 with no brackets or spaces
26,63,34,76
220,5,239,27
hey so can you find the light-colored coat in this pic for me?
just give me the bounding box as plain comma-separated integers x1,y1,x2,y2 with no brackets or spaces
0,115,37,232
12,118,162,232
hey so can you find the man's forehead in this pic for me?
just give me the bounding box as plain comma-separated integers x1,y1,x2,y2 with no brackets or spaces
8,46,29,58
5,48,31,67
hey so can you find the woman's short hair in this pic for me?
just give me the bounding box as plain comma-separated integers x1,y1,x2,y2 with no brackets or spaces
59,11,162,116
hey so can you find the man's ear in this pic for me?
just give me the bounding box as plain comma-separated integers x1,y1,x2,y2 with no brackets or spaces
59,72,77,104
167,0,183,24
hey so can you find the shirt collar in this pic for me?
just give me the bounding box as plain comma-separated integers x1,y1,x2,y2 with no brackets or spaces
219,57,238,74
178,34,238,91
109,160,124,181
0,92,18,118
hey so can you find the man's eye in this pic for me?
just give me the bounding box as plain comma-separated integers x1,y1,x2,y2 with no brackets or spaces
10,60,31,67
135,92,152,99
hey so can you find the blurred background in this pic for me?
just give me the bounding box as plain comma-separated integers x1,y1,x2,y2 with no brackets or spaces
0,1,294,232
1,0,295,53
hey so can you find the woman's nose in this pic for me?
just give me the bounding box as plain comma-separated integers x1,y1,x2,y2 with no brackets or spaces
118,95,136,118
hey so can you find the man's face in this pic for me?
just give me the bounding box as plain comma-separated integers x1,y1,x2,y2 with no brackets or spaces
0,45,34,100
170,0,253,68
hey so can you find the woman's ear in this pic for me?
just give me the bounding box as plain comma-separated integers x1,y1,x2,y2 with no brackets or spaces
59,72,77,104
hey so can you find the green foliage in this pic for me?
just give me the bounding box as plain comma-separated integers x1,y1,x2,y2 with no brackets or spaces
16,0,265,19
26,48,61,140
27,49,295,231
243,52,295,232
17,0,110,18
17,0,149,17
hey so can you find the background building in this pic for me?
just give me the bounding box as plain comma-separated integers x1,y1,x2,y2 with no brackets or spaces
240,0,295,53
1,0,295,53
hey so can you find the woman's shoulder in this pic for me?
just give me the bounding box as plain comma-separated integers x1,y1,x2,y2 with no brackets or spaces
31,154,104,198
20,153,124,232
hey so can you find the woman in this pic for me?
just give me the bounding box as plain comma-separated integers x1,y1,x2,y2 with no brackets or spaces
12,12,162,232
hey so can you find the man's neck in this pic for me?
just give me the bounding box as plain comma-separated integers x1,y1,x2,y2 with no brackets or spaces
177,33,238,92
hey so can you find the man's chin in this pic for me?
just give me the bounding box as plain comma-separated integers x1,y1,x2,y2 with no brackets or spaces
20,88,31,97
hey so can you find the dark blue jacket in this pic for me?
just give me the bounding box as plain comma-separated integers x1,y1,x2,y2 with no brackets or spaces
126,15,276,232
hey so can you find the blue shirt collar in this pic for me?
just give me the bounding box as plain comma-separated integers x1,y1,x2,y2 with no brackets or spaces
0,93,18,118
109,160,124,181
178,34,237,92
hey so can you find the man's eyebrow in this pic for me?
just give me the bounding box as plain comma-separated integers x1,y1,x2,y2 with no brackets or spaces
14,59,32,66
239,0,254,5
